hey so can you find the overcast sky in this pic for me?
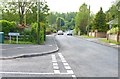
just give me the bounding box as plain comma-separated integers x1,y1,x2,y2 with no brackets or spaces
45,0,115,14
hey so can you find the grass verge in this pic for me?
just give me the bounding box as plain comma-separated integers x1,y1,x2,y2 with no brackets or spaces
99,38,120,45
81,35,95,38
4,40,34,44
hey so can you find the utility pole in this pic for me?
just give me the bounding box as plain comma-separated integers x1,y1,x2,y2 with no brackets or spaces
87,5,90,36
37,0,40,44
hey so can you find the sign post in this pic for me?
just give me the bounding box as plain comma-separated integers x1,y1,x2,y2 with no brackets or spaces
8,33,20,44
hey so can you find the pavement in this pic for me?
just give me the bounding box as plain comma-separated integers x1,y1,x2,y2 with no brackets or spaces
76,36,120,49
0,35,59,59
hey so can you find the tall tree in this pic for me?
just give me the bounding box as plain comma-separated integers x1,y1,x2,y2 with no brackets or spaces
94,7,107,32
75,3,89,34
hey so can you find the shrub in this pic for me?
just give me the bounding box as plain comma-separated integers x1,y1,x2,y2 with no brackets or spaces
53,29,57,33
107,27,119,34
46,28,52,35
30,22,45,44
0,20,17,35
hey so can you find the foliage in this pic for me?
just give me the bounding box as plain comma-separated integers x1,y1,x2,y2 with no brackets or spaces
93,7,107,32
100,38,120,45
56,17,65,30
30,22,45,44
75,3,89,34
107,27,119,34
0,20,17,35
106,4,118,22
46,28,52,35
47,12,76,31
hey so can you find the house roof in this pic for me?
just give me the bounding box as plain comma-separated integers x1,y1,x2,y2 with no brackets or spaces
107,18,118,25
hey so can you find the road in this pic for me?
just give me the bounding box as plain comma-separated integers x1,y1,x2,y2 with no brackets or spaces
0,34,118,78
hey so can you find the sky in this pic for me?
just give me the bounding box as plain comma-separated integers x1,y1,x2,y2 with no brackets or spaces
45,0,115,14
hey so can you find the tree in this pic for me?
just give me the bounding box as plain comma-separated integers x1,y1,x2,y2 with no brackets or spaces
56,17,65,30
94,7,107,32
106,4,118,22
75,3,89,34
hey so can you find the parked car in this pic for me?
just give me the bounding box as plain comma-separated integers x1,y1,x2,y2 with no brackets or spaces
67,30,73,36
57,30,64,35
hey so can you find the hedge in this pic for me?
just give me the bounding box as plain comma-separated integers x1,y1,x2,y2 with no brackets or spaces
0,20,17,35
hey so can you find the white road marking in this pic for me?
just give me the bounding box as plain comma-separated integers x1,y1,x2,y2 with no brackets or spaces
0,72,54,75
53,63,58,66
49,45,53,46
16,47,24,49
67,70,74,74
52,55,57,62
53,65,59,69
0,49,6,50
52,60,57,63
54,70,60,74
63,63,69,66
64,66,71,69
58,53,76,77
0,72,75,75
72,75,76,77
72,75,77,79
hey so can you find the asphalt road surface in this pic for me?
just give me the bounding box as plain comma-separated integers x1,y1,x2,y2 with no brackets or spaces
0,34,118,78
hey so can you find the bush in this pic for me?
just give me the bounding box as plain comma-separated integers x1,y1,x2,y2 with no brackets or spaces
53,29,57,33
46,28,52,35
107,27,119,34
30,22,45,44
0,20,17,35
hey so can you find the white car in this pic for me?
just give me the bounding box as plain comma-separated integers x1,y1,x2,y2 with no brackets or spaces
57,30,64,35
67,30,73,36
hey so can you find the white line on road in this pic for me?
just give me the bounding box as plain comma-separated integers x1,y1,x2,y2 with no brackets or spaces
54,70,60,74
0,72,54,75
63,63,69,66
0,72,75,75
64,65,71,69
53,63,58,66
58,53,76,77
67,70,74,74
16,47,24,49
0,49,6,50
53,65,59,69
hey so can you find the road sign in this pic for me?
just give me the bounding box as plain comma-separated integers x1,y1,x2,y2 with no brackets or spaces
8,33,20,36
8,33,20,44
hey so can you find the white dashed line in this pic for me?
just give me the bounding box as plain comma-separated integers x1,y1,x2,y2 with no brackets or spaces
54,70,60,74
72,75,76,77
53,65,59,69
58,53,76,77
52,54,61,74
53,63,58,66
63,63,69,66
64,66,71,69
67,70,74,74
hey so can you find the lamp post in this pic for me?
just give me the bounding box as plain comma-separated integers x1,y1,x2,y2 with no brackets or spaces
37,0,40,44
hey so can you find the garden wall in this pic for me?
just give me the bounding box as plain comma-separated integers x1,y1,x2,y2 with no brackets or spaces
108,34,120,42
89,32,106,38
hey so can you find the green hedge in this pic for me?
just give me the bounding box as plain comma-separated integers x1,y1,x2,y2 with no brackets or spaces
0,20,17,35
